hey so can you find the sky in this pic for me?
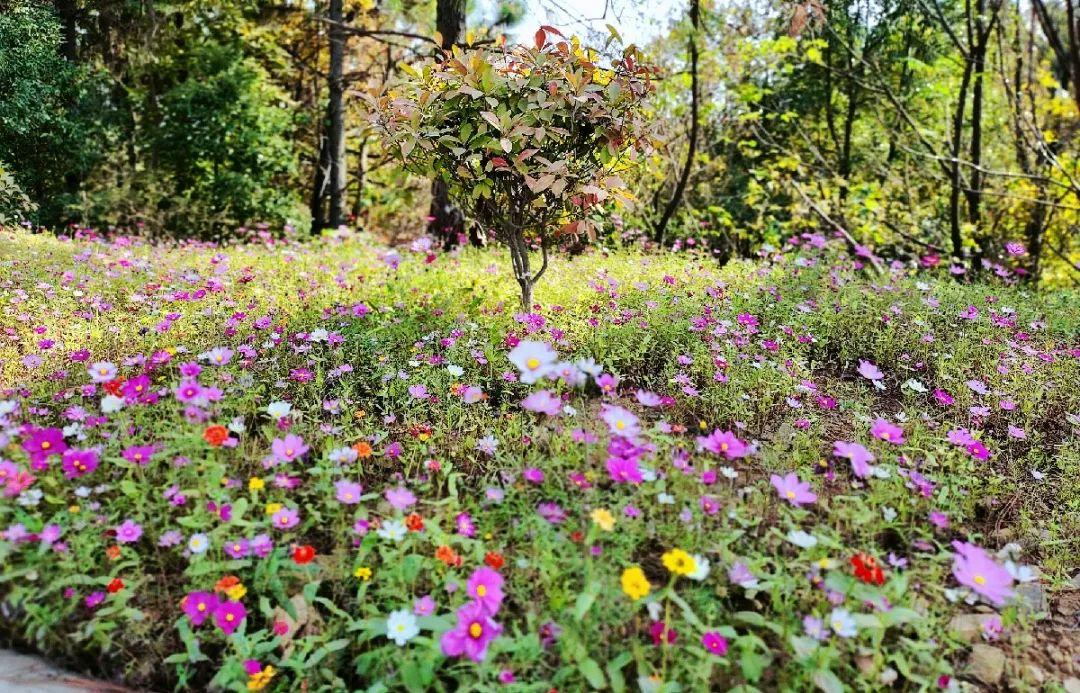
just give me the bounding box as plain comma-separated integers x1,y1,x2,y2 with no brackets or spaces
508,0,682,49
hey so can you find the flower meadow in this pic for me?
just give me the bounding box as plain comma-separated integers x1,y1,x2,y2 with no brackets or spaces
1,226,1079,692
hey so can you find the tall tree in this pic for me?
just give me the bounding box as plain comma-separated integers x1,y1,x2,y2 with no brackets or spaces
326,0,348,229
428,0,467,248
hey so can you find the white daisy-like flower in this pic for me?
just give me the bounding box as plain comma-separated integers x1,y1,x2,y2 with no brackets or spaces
377,520,407,542
385,609,419,646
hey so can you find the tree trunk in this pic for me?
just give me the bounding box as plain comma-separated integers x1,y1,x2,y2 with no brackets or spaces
653,0,700,246
967,0,991,272
53,0,78,61
948,57,973,262
326,0,347,229
429,0,467,248
309,104,329,233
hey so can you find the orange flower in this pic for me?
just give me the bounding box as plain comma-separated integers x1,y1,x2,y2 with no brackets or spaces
405,513,424,532
105,545,122,560
203,425,229,447
434,545,461,567
352,441,373,458
214,575,241,594
484,551,505,571
103,377,125,396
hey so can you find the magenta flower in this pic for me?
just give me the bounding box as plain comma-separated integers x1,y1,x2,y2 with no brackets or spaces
455,512,476,538
61,448,99,479
183,591,220,626
23,427,67,463
522,467,544,484
870,418,905,444
649,621,677,646
771,472,817,507
697,429,748,459
115,519,143,544
606,456,643,484
174,380,203,404
465,567,505,614
520,390,562,416
701,631,728,656
214,600,247,635
966,441,990,460
335,480,363,505
951,541,1014,606
271,434,309,464
385,486,416,511
832,441,874,478
121,445,155,465
440,600,502,661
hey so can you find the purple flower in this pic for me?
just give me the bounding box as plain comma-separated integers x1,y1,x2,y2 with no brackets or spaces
183,591,220,626
224,538,250,559
408,384,430,400
115,519,143,544
88,361,118,383
728,562,759,589
271,434,309,464
271,507,300,530
174,380,204,404
455,512,476,538
701,631,728,656
771,472,817,507
335,480,363,505
440,600,502,661
414,595,436,616
385,486,416,511
832,441,874,478
951,541,1014,606
213,600,247,635
537,502,567,524
522,467,544,484
697,429,748,459
465,567,505,614
870,418,905,444
250,534,274,557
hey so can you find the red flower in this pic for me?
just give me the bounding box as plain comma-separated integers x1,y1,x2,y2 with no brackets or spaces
203,425,229,447
570,531,584,543
405,513,424,532
851,552,885,586
484,551,505,570
107,578,124,593
292,545,316,564
103,377,125,396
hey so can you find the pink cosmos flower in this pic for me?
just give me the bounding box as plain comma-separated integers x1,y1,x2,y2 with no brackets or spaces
870,418,905,444
440,600,502,661
385,486,416,511
270,434,308,464
23,427,67,463
271,507,300,530
857,360,883,381
600,404,640,438
507,341,557,384
697,429,748,459
649,621,677,646
520,390,562,416
771,472,817,507
61,448,99,479
951,541,1014,606
701,631,728,656
465,567,504,614
115,519,143,544
214,600,247,635
181,587,219,626
832,441,874,478
606,456,643,484
335,480,363,504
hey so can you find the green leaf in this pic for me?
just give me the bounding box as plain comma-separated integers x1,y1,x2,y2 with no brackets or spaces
578,658,606,689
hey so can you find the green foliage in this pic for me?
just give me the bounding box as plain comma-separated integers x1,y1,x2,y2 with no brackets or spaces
0,1,113,225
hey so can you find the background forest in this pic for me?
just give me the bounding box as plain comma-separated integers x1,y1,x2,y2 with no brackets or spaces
2,0,1080,286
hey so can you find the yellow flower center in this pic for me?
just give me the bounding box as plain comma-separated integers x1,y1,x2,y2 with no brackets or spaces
526,358,540,370
615,420,625,430
226,613,235,622
285,448,294,456
41,441,51,450
974,574,986,585
197,602,206,612
720,443,728,451
786,490,796,499
469,622,483,638
476,585,487,597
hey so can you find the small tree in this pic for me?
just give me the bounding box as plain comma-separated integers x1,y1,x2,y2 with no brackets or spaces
371,30,654,308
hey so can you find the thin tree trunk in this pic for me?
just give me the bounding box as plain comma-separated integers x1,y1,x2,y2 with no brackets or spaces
429,0,466,248
654,0,700,246
310,103,329,233
948,57,974,261
53,0,78,61
967,0,991,270
326,0,347,229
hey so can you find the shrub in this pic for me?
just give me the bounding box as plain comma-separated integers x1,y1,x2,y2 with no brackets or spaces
371,30,655,308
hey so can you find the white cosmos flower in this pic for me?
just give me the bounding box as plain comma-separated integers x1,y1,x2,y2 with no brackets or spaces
688,555,711,581
266,401,292,419
377,520,406,542
386,609,419,646
786,530,818,549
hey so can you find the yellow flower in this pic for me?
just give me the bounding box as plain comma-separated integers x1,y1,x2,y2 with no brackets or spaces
225,583,247,601
817,557,836,570
68,504,80,514
590,508,615,532
354,409,366,421
265,502,283,516
621,566,651,601
248,477,265,491
662,548,697,576
354,566,372,581
247,665,275,691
